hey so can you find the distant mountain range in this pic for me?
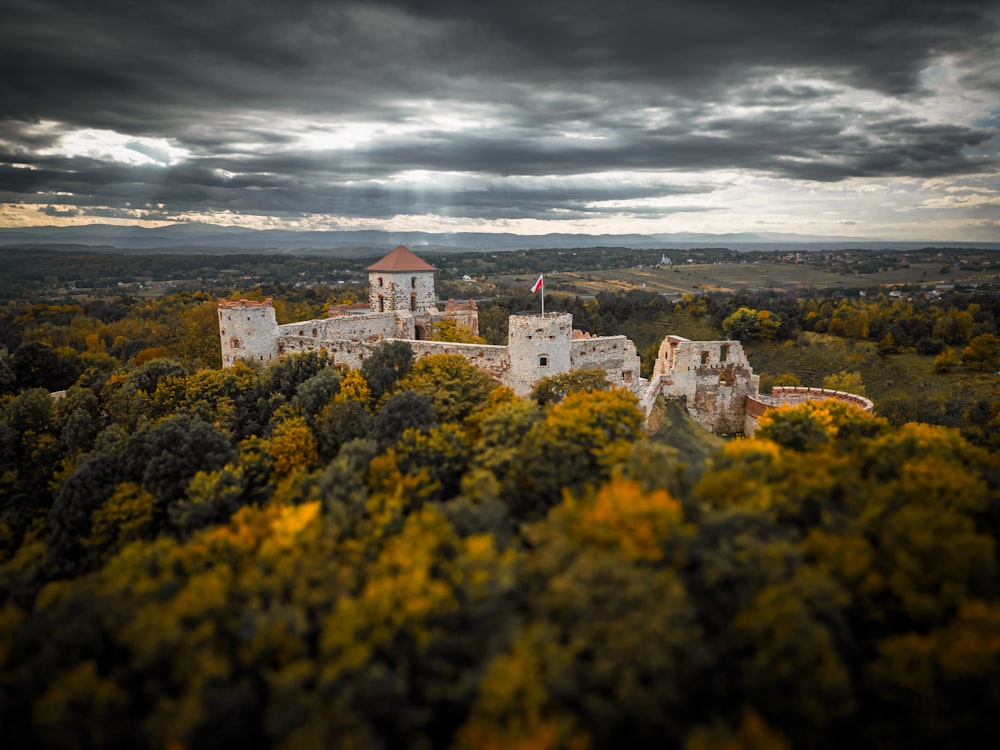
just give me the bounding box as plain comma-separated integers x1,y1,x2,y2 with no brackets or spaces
0,223,996,255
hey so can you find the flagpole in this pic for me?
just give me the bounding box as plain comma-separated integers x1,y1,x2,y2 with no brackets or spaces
541,278,545,317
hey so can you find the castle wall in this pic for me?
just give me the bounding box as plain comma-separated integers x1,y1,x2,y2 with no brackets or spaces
275,337,370,369
654,337,759,434
218,299,279,368
408,340,511,382
369,270,435,313
571,335,642,392
277,313,398,345
744,387,875,435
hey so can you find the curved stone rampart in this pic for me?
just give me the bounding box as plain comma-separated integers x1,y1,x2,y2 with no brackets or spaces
744,387,875,434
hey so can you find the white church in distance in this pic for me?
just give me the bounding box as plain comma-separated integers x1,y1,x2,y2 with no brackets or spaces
218,245,872,434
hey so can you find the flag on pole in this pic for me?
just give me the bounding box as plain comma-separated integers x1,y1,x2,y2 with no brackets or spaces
530,274,543,294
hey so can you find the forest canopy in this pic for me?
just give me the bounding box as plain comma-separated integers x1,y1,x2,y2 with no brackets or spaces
1,331,998,749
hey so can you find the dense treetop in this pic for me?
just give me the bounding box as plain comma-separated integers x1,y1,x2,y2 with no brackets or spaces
1,326,998,748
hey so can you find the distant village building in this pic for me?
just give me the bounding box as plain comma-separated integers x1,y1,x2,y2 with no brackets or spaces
219,246,871,434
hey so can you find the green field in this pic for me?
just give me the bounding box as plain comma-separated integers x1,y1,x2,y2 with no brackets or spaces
502,261,998,297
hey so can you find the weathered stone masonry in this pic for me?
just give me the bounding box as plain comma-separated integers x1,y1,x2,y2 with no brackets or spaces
219,246,872,434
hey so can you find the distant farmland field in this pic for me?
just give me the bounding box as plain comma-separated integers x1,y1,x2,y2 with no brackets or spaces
503,262,997,296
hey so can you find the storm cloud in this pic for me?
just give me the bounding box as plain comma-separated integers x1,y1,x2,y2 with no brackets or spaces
1,0,998,239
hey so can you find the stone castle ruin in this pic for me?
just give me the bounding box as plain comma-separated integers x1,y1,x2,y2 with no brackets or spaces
219,245,872,434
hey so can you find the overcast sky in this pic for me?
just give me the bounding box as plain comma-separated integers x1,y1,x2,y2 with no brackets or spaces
1,0,998,240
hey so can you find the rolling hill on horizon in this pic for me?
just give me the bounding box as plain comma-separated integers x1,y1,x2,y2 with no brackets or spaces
3,223,996,256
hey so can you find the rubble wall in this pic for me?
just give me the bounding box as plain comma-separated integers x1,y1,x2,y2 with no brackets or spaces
571,335,642,391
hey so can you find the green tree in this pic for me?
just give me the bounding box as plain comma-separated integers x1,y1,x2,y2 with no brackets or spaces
821,370,865,395
530,367,610,405
360,340,413,403
396,354,497,424
431,318,486,344
933,347,960,373
371,390,437,449
722,307,780,342
507,389,644,519
960,333,1000,372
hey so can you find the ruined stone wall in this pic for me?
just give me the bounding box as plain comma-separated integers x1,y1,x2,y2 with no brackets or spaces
369,270,435,313
277,313,397,345
219,299,278,368
571,335,642,392
744,387,875,435
438,299,480,336
275,337,372,370
408,340,511,383
506,313,573,396
654,336,760,434
638,374,664,418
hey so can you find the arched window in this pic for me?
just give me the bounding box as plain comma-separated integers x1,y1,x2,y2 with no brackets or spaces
411,276,417,289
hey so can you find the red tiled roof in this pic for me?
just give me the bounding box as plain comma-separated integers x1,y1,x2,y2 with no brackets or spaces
366,245,437,272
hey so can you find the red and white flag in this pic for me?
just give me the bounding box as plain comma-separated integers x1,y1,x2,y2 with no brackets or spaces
530,274,543,294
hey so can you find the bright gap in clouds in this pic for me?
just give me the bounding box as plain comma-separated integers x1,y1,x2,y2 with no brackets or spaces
28,121,191,167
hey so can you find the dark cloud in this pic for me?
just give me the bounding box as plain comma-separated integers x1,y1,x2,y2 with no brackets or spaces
1,1,998,226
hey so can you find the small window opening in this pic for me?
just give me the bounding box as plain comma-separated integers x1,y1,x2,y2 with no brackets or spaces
411,293,417,312
700,351,710,365
378,295,385,312
720,344,730,362
539,355,549,367
411,276,417,289
378,276,384,287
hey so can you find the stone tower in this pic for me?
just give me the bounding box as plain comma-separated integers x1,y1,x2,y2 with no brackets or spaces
366,245,437,315
218,299,279,368
506,312,573,396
